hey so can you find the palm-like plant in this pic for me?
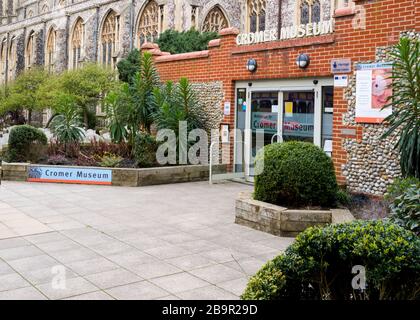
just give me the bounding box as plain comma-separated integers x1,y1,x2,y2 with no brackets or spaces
50,95,85,148
153,78,203,161
104,85,130,144
382,37,420,178
129,52,160,133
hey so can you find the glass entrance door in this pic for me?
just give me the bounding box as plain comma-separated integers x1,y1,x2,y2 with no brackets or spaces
282,91,315,142
242,84,331,181
248,91,279,177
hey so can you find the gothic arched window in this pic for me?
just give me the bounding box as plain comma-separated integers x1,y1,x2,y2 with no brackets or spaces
46,29,56,73
8,38,16,81
26,31,36,69
299,0,321,25
0,39,7,83
101,11,119,67
138,0,162,47
202,6,228,33
248,0,266,33
70,18,83,69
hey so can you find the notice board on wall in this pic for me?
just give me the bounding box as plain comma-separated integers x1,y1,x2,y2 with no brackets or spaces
355,63,393,124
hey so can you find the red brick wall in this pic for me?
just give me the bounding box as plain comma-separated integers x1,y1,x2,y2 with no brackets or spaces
144,0,417,184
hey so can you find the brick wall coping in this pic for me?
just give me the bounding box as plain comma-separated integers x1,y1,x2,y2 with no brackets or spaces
155,50,210,63
231,34,335,55
219,27,240,36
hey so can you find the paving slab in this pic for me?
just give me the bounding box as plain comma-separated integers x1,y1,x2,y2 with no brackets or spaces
0,181,294,300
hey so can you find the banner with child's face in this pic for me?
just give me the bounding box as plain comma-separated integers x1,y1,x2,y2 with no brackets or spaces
355,63,393,123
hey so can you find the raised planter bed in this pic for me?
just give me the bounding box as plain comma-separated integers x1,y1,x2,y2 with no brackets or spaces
235,191,355,237
0,162,226,187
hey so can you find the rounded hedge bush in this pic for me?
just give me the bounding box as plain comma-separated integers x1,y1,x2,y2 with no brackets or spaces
254,141,338,208
242,220,420,300
6,125,47,163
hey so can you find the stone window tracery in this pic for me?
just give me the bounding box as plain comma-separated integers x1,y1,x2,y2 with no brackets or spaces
70,18,83,69
8,38,16,82
299,0,321,25
247,0,266,33
138,0,161,47
26,31,36,69
202,6,228,33
46,29,56,73
191,5,199,30
0,39,6,83
101,11,119,67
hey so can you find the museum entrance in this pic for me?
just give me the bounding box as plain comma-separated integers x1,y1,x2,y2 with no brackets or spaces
235,79,334,180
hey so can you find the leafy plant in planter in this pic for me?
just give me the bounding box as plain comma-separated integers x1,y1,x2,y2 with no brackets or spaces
106,52,160,149
242,220,420,300
153,78,203,163
382,37,420,178
385,178,420,236
98,153,123,168
133,132,159,168
129,52,160,135
50,95,85,152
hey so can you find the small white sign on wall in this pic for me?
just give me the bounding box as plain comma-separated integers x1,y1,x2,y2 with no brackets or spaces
334,75,348,87
221,125,230,143
224,102,231,116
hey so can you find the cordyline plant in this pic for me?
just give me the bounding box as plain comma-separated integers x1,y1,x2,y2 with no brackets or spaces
382,37,420,178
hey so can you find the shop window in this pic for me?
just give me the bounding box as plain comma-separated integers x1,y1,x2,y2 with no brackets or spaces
70,18,83,70
101,11,119,68
202,6,228,33
247,0,266,33
138,0,161,47
299,0,321,25
46,28,56,73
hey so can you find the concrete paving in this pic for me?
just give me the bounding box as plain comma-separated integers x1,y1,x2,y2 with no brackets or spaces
0,181,294,300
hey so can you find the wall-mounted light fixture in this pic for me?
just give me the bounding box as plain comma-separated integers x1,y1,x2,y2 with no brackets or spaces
296,54,310,69
246,59,258,72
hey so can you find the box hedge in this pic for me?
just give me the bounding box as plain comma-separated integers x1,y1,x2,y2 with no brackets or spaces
242,220,420,300
254,141,338,208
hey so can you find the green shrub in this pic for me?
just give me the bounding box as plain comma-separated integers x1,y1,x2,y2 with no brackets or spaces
241,259,286,300
156,29,219,54
6,125,47,162
385,178,420,235
98,153,123,168
336,189,352,207
385,177,420,203
254,141,338,208
242,220,420,300
133,133,158,168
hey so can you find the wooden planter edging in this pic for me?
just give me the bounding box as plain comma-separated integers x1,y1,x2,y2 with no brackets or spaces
0,162,226,187
235,192,355,237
